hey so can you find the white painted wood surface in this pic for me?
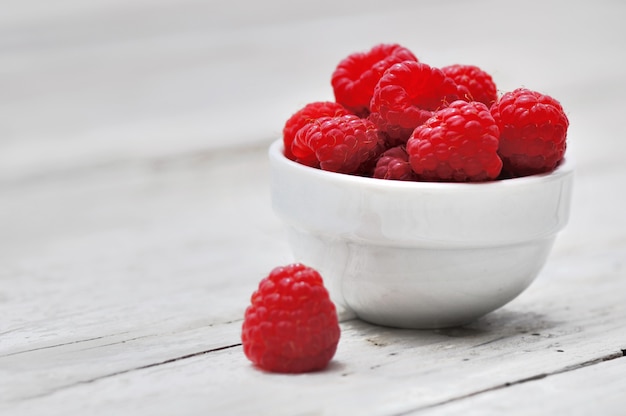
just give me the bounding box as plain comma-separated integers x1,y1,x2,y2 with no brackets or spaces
1,1,625,414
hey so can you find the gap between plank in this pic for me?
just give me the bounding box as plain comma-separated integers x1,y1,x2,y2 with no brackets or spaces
13,343,242,402
0,334,129,358
394,350,625,415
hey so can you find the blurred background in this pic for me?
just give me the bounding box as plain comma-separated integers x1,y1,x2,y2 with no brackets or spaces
2,0,626,280
2,0,624,183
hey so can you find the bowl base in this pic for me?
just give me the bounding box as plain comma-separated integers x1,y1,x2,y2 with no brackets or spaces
287,227,555,329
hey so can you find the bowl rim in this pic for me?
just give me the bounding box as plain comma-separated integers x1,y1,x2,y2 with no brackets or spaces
268,139,573,189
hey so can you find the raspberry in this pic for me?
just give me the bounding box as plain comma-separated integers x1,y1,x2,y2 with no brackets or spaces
369,61,468,145
490,88,568,176
331,43,418,117
441,64,498,107
291,114,381,174
406,100,502,182
282,101,351,160
373,146,417,181
241,263,340,373
354,131,391,177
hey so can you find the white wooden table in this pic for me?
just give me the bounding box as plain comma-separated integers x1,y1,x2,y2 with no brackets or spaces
2,1,625,414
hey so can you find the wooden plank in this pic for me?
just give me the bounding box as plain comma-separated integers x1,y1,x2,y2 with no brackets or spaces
0,143,291,345
2,249,625,415
413,354,626,416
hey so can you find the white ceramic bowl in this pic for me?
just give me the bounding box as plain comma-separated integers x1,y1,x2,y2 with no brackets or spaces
269,139,574,328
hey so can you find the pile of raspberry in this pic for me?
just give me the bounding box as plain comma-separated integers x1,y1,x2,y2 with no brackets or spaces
283,43,569,182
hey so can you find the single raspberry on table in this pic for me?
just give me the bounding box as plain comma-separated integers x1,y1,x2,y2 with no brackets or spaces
241,263,341,373
369,61,468,146
291,114,381,174
490,88,569,176
282,101,351,160
331,43,418,117
373,146,417,181
407,100,502,182
441,64,498,107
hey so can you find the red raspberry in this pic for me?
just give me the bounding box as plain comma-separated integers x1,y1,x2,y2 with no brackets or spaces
241,263,340,373
441,64,498,107
490,88,569,176
373,146,417,181
369,61,468,145
354,131,391,177
282,101,351,160
292,114,381,174
407,100,502,182
331,43,418,117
